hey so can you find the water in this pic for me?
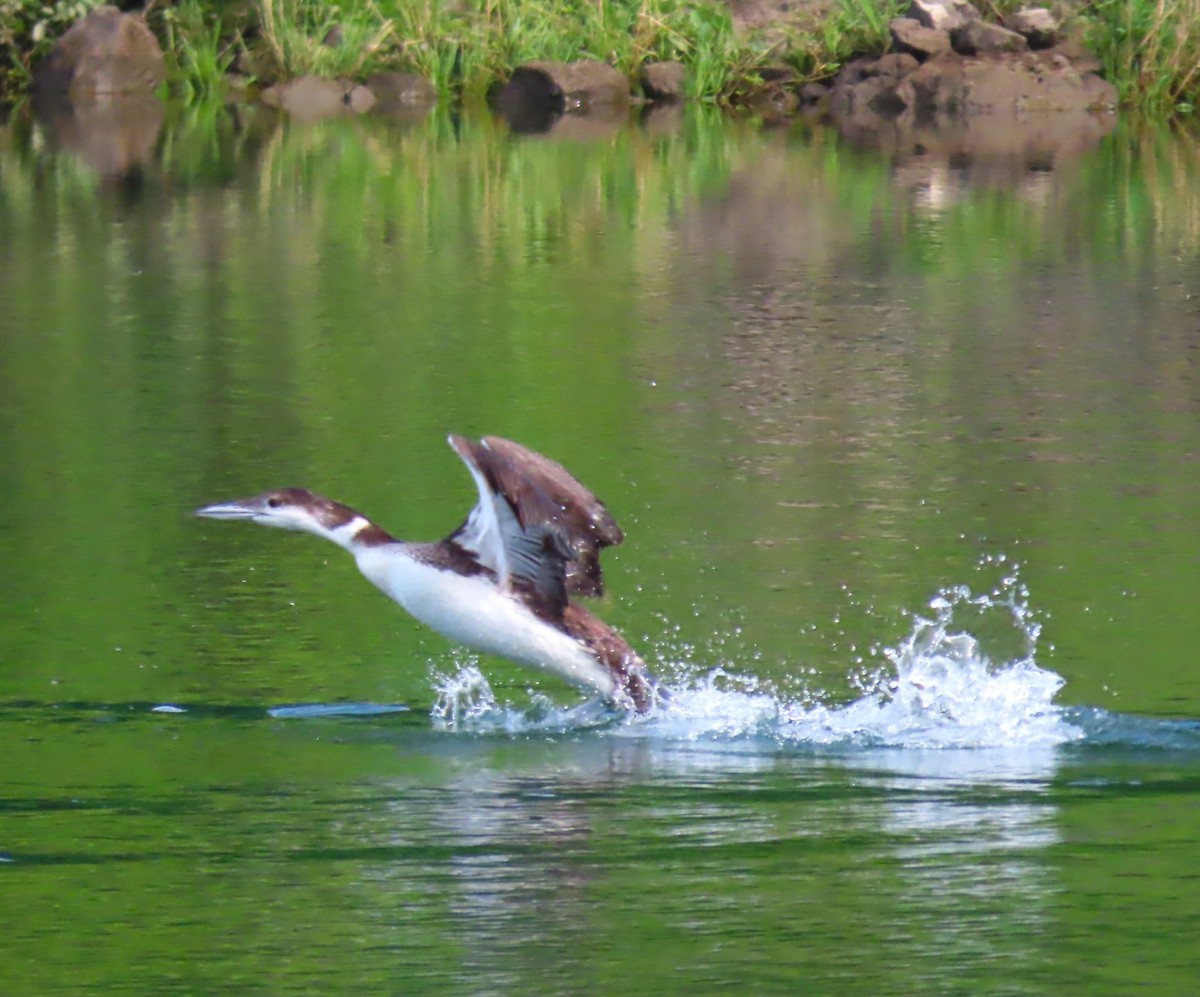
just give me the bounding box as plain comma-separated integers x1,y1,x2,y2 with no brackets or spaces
3,102,1200,993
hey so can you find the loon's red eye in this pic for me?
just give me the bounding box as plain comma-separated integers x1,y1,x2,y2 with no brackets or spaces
267,496,282,508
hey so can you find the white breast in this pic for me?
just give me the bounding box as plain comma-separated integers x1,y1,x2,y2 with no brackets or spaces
354,546,617,697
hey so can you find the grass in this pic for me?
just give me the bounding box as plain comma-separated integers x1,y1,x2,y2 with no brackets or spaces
257,0,396,80
1080,0,1200,114
785,0,907,82
159,0,238,100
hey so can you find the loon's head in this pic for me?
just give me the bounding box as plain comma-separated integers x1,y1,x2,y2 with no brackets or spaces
196,488,350,535
195,488,396,550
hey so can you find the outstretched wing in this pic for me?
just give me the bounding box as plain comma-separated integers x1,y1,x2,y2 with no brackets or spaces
447,435,623,611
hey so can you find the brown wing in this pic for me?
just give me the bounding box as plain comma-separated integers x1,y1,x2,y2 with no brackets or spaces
448,435,623,598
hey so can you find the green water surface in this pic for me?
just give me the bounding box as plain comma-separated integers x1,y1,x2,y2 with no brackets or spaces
1,102,1199,994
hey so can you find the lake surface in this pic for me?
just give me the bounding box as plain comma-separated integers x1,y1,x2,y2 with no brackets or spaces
2,99,1200,993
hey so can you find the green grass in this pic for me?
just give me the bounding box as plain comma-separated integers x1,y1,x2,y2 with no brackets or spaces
159,0,237,100
257,0,396,80
786,0,906,81
1081,0,1200,113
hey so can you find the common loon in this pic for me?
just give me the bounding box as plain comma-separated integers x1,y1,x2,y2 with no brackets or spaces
194,435,657,712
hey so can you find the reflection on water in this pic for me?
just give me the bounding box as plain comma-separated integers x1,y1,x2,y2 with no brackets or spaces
839,109,1117,206
3,101,1200,993
31,93,164,177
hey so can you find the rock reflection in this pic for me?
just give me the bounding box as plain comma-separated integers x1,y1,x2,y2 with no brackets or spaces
840,109,1118,207
31,93,163,179
494,101,633,140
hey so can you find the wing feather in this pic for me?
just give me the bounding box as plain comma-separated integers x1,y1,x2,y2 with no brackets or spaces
447,435,623,616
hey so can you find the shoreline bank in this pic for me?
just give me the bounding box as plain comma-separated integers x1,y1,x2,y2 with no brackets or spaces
2,0,1197,119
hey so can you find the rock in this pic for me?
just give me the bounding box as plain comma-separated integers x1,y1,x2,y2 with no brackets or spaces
1077,72,1119,111
893,54,961,112
1003,7,1059,50
905,0,980,32
875,52,920,81
830,57,910,122
745,70,801,116
344,84,376,114
835,58,873,87
890,17,953,61
951,20,1029,56
495,60,631,115
366,72,437,109
834,54,917,90
798,81,830,109
492,60,631,131
641,61,686,101
32,6,165,97
896,54,1116,114
1044,38,1101,75
830,7,1116,154
260,75,372,121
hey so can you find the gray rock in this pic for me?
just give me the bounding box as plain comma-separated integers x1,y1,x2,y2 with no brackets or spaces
798,81,831,109
951,20,1029,56
835,57,873,87
746,68,802,115
895,54,1116,114
893,54,964,112
875,52,920,81
344,84,376,114
905,0,980,32
830,57,913,122
890,17,953,61
497,60,631,113
835,54,918,89
641,61,686,101
1044,39,1101,75
32,5,165,97
1003,8,1059,50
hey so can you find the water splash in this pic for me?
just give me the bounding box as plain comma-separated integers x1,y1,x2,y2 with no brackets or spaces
429,562,1082,750
429,660,617,733
430,663,500,729
788,575,1077,749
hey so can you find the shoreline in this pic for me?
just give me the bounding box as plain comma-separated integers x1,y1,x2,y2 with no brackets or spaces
2,1,1197,119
